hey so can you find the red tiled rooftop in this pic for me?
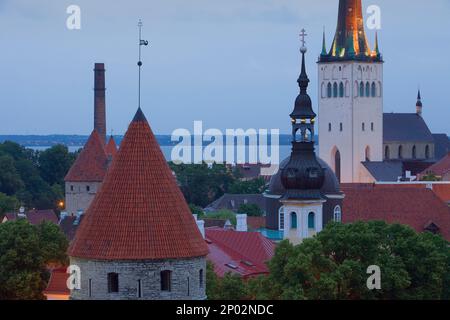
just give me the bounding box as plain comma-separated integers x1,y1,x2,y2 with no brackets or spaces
205,228,275,278
3,209,58,225
64,130,108,182
69,108,208,260
342,184,450,241
105,135,118,157
419,152,450,178
44,267,70,296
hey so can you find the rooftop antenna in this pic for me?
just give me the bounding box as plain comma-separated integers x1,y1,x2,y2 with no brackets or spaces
137,19,149,109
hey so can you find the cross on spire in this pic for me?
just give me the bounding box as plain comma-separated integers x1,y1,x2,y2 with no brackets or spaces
299,28,308,53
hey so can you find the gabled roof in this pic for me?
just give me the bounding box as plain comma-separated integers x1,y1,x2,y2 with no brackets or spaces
205,228,275,278
44,268,70,297
3,209,58,225
205,194,266,212
432,134,450,160
342,184,450,241
420,152,450,178
383,113,434,143
69,108,208,260
64,130,108,182
105,135,118,157
362,161,403,182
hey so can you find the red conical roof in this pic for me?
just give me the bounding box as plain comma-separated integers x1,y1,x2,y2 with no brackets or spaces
105,135,118,157
64,130,108,182
69,108,208,260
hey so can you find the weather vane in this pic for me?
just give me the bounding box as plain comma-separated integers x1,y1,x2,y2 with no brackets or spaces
137,19,149,108
300,28,307,53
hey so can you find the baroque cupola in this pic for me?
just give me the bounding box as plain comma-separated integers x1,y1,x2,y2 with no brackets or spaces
280,34,325,199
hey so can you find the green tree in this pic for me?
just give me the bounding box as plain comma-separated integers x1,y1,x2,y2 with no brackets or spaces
0,220,69,300
0,154,24,195
238,203,264,217
206,262,248,300
249,221,450,300
0,192,19,216
38,145,75,186
229,178,266,194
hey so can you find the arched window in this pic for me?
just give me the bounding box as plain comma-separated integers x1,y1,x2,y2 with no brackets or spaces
107,273,119,293
385,146,390,160
425,145,430,159
278,206,285,231
398,145,403,159
359,82,364,97
321,82,326,98
327,83,332,98
199,269,204,288
334,149,341,182
365,146,371,161
161,270,172,292
339,82,344,98
333,82,338,98
365,82,370,97
290,212,298,229
378,81,382,97
412,145,417,159
371,82,377,97
333,206,342,222
308,212,315,229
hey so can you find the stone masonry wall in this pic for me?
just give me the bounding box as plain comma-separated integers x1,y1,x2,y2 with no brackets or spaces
70,256,206,300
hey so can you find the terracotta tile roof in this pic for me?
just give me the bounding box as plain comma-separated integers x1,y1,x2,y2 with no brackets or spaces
3,209,58,225
64,130,108,182
69,108,208,260
105,135,118,157
44,267,70,296
342,184,450,241
205,228,275,278
419,152,450,178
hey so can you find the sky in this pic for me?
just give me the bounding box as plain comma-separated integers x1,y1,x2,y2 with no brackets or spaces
0,0,449,135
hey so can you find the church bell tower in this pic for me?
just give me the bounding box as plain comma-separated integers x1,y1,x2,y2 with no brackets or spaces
318,0,383,183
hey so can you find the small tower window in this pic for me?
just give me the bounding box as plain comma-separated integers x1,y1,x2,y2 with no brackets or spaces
385,146,390,160
425,145,430,159
86,185,90,192
339,82,344,98
278,206,285,231
412,145,417,159
290,212,298,229
371,122,374,131
107,273,119,293
360,82,364,97
161,270,172,292
362,123,365,131
333,206,342,222
328,123,332,132
137,279,142,298
199,269,204,289
70,185,74,192
327,83,332,98
308,212,315,229
371,82,377,97
398,145,403,159
88,279,92,297
333,82,338,98
365,82,370,97
340,123,343,132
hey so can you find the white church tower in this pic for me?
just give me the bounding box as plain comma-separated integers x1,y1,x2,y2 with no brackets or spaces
318,0,383,183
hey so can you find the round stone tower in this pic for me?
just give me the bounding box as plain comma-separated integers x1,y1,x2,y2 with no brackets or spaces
69,108,208,300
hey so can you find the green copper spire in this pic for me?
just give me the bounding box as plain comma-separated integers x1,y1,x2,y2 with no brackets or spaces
374,32,380,55
321,28,327,56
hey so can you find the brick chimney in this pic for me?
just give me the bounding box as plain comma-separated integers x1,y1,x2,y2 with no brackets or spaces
94,63,106,144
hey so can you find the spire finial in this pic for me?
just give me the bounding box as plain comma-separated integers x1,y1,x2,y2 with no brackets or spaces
299,28,308,53
321,27,327,56
137,19,149,109
374,31,380,55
